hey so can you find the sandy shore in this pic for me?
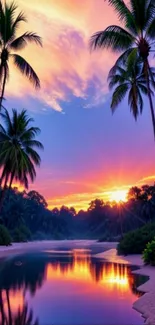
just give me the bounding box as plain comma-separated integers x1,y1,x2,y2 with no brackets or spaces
0,240,117,258
95,249,155,325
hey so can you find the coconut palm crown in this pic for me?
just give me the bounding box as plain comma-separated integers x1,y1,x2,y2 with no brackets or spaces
90,0,155,138
0,109,43,190
108,61,155,120
0,1,42,109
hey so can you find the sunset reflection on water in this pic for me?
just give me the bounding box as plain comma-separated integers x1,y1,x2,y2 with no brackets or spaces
0,250,144,325
46,250,131,291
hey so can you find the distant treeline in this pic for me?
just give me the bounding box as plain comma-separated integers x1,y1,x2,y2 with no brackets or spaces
0,184,155,241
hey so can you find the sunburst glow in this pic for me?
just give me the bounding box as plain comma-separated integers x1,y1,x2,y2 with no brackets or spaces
110,190,128,203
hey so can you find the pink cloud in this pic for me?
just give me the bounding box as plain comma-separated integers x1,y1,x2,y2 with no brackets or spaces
6,0,118,112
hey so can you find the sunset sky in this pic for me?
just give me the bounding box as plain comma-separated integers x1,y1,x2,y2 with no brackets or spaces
5,0,155,210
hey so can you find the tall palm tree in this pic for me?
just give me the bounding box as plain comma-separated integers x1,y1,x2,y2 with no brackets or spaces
90,0,155,138
108,62,149,120
0,109,43,210
0,1,42,110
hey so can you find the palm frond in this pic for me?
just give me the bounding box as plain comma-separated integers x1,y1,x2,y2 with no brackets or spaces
111,83,129,112
0,108,13,135
127,47,138,72
10,32,42,50
11,11,27,34
108,64,126,79
90,26,134,51
12,54,40,89
21,127,41,141
148,65,155,91
25,147,41,166
128,83,143,120
107,0,137,34
2,1,18,44
138,83,148,95
146,18,155,38
109,48,135,77
145,0,155,29
23,139,44,150
108,74,127,89
130,0,147,32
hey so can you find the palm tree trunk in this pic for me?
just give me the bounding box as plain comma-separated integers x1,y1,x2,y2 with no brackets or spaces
0,65,7,111
9,173,14,190
7,173,15,200
6,289,12,325
0,174,9,214
145,60,155,140
0,290,5,325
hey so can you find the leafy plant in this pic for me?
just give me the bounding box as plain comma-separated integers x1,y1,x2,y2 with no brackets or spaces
12,225,31,242
0,225,11,246
143,239,155,266
117,223,155,255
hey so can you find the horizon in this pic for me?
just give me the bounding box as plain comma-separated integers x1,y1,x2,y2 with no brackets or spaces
5,0,155,211
11,181,155,211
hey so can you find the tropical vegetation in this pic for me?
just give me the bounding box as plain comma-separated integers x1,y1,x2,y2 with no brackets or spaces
0,108,43,213
0,184,155,245
0,225,11,246
117,222,155,255
143,238,155,265
90,0,155,138
108,61,153,120
0,0,42,110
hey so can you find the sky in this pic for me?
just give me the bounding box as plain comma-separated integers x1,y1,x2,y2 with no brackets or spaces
4,0,155,210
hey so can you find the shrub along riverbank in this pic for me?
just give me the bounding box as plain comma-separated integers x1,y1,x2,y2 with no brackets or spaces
118,223,155,266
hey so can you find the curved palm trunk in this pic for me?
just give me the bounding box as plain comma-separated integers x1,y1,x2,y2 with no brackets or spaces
0,65,7,111
0,173,9,214
9,173,14,190
145,60,155,140
6,289,12,325
7,173,15,201
0,290,5,325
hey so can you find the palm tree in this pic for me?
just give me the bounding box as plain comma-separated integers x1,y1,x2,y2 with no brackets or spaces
90,0,155,138
108,61,149,120
0,291,39,325
0,109,43,210
0,1,42,110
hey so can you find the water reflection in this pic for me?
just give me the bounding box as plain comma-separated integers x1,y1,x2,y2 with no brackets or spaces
0,250,145,325
0,290,38,325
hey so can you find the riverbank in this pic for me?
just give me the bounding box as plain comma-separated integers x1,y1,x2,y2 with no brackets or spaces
95,249,155,325
0,240,117,258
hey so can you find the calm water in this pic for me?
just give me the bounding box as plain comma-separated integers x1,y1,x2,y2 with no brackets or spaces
0,249,147,325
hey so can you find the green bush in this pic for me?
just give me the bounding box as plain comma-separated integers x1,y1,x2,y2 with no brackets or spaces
117,223,155,255
0,225,11,246
19,225,31,240
12,226,31,243
143,239,155,266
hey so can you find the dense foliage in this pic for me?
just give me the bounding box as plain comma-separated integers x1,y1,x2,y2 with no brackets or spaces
143,239,155,266
117,223,155,255
0,184,155,244
0,225,11,246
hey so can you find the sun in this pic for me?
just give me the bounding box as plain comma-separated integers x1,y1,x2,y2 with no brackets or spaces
110,190,128,203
